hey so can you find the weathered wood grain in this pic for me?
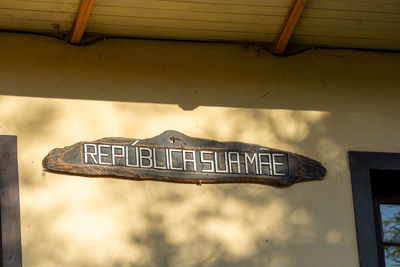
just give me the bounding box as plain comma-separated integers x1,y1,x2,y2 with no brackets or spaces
43,130,326,187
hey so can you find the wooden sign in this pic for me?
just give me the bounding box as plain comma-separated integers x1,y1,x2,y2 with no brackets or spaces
43,130,326,186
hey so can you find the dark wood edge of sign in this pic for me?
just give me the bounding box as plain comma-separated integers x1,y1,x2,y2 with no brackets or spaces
348,151,400,267
43,167,288,187
0,135,22,267
43,131,326,187
43,166,324,187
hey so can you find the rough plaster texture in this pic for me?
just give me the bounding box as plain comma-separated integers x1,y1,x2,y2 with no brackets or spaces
0,33,399,266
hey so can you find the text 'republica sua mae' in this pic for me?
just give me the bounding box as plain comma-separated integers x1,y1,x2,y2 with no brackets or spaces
83,142,288,177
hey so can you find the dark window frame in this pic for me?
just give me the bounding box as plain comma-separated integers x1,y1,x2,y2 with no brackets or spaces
349,151,400,267
0,136,22,267
371,170,400,266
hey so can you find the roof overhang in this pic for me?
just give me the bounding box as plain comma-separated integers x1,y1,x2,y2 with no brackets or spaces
1,0,399,54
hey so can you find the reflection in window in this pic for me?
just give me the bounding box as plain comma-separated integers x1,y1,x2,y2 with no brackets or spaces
380,204,400,266
384,246,400,267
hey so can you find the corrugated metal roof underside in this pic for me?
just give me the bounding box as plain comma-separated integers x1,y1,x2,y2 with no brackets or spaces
1,0,399,50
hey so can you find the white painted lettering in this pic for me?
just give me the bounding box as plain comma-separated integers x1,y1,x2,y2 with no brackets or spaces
84,144,98,164
98,144,111,165
183,150,196,171
165,149,170,169
111,145,125,165
215,152,228,173
259,153,272,175
228,152,241,173
153,148,167,169
200,151,214,172
126,146,139,167
169,149,183,170
272,153,285,176
244,153,258,174
139,147,153,168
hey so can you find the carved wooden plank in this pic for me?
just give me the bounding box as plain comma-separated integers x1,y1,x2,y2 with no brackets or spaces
43,130,326,187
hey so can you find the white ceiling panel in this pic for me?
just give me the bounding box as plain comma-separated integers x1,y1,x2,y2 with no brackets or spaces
0,0,399,50
0,0,78,32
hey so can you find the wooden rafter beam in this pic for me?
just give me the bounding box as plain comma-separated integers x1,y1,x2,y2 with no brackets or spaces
69,0,95,44
272,0,307,55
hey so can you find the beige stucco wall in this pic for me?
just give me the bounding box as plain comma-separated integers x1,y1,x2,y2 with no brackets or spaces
0,33,399,267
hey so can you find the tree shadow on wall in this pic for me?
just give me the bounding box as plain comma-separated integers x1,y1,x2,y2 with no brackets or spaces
13,94,400,266
2,36,399,266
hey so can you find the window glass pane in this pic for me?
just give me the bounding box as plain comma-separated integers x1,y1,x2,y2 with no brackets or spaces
380,204,400,243
384,246,400,267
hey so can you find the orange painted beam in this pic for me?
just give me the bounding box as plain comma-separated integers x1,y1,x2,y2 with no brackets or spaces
272,0,307,55
69,0,95,44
